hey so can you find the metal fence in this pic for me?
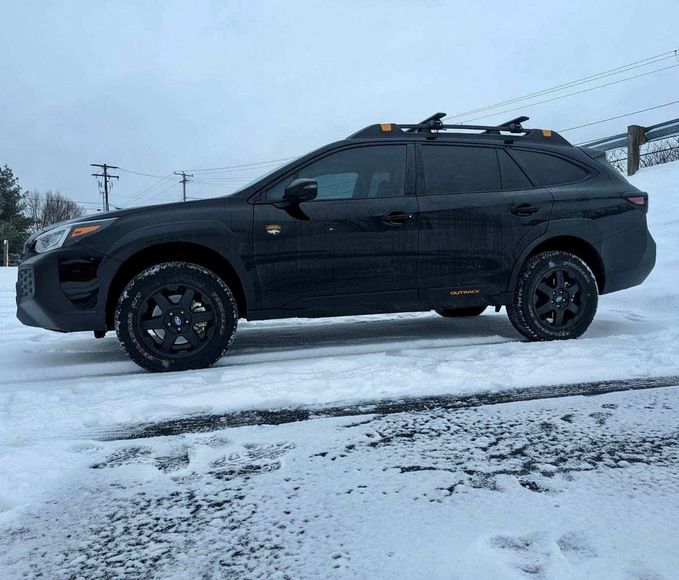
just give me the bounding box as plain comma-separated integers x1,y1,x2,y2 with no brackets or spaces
580,117,679,175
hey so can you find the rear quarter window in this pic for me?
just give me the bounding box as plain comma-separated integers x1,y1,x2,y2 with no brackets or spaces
511,149,589,187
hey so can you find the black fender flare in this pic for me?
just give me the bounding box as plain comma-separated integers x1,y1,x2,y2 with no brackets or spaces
96,220,255,315
508,219,605,292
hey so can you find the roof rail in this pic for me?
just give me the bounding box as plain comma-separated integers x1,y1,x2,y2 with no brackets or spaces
347,112,571,145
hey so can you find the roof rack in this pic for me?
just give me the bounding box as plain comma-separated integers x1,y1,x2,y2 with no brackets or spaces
348,112,571,145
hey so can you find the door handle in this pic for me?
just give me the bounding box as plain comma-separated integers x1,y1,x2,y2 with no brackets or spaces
511,203,540,216
382,211,414,226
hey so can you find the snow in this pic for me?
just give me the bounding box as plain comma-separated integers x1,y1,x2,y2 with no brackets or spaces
1,161,679,578
2,385,679,578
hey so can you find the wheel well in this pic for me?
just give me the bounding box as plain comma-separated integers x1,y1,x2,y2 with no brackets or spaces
525,236,605,292
106,242,247,329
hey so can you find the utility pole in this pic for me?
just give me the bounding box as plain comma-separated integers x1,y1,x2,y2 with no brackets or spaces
91,163,119,212
174,171,194,202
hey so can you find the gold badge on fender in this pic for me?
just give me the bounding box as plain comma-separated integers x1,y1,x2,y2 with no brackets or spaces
449,289,481,296
266,224,282,236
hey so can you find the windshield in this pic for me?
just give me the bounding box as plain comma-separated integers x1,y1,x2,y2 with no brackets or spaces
230,154,305,194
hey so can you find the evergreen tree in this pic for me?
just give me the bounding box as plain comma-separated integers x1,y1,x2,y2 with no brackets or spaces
0,164,32,253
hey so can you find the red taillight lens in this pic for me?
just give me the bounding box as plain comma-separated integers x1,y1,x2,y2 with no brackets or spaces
627,195,647,206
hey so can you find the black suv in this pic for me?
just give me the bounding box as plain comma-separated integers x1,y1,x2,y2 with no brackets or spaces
16,113,656,372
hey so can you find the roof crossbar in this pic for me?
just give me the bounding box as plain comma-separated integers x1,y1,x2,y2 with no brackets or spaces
406,112,447,132
347,113,571,145
402,112,529,134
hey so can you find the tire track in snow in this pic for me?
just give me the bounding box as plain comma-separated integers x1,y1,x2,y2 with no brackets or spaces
95,374,679,441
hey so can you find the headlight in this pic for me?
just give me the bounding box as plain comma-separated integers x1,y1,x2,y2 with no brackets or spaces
34,219,117,254
34,225,71,253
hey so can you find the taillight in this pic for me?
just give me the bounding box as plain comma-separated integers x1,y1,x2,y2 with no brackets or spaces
627,195,647,206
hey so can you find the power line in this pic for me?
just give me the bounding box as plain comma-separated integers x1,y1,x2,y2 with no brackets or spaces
90,163,119,212
130,180,180,206
118,167,169,178
559,99,679,132
122,174,175,204
187,156,298,173
459,62,679,123
447,49,678,121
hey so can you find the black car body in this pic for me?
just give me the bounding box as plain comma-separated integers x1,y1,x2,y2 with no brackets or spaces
16,114,656,371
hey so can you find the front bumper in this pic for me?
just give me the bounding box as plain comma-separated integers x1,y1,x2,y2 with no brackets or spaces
16,250,106,332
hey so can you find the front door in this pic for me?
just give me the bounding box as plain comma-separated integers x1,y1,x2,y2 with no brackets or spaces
252,143,419,314
416,143,553,305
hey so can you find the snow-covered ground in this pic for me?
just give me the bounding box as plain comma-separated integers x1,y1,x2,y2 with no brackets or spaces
1,161,678,578
2,384,679,579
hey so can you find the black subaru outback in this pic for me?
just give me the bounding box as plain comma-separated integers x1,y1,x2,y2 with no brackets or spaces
16,113,656,372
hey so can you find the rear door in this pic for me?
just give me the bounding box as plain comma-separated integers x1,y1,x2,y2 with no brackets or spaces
252,143,419,312
416,143,552,305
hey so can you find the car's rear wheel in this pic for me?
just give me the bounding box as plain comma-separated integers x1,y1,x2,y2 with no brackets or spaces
115,261,238,372
435,306,487,318
507,250,598,341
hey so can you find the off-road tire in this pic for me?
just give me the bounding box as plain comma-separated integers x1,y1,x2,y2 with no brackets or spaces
115,262,238,372
507,251,598,341
435,306,488,318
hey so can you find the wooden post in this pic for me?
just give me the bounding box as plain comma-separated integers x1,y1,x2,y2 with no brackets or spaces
627,124,647,176
2,240,8,267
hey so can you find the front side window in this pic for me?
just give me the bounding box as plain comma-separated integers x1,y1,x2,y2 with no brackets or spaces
511,149,589,186
266,145,406,201
421,145,501,194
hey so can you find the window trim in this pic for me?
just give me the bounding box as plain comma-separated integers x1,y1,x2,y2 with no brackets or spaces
258,142,413,204
496,148,536,191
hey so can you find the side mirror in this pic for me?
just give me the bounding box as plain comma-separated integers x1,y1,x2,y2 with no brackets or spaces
280,178,318,207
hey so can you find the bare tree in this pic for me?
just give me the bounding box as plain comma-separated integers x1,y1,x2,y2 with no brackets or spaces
28,191,84,232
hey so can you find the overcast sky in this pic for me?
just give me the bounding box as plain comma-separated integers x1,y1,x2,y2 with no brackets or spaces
1,0,678,211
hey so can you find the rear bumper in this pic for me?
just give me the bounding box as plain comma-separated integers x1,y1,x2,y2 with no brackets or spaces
600,223,656,294
16,250,106,332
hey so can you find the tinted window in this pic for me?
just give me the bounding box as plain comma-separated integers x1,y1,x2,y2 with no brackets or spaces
498,149,532,190
266,145,406,201
422,145,500,194
511,149,588,186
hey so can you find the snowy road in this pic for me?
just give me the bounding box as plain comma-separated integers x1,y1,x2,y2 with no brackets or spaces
2,385,679,579
1,162,678,578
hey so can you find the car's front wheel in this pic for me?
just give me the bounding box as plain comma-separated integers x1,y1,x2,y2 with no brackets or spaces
507,250,598,341
115,262,238,372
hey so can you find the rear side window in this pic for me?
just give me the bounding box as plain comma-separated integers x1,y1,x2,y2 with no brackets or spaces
511,149,588,186
498,149,532,190
266,145,406,201
421,145,500,194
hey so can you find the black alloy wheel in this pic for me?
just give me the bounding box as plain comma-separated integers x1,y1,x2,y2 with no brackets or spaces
115,262,238,372
531,268,586,331
507,250,598,341
136,283,217,359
